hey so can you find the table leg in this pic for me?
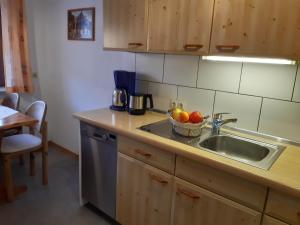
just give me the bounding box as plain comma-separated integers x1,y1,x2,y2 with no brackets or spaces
0,185,28,202
3,156,14,202
42,122,48,185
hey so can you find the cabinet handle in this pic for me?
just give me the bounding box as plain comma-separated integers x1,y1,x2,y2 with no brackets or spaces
297,211,300,217
128,42,143,48
149,173,168,185
183,44,203,52
134,149,152,158
216,45,240,53
177,188,200,200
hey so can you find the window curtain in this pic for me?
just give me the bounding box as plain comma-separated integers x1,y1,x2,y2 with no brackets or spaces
1,0,33,93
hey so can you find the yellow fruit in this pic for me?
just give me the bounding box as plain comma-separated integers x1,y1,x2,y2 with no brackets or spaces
172,108,182,121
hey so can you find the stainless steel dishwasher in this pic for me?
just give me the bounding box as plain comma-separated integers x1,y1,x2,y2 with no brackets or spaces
80,122,117,219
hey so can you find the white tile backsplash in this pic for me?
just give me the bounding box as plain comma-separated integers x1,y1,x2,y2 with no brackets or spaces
163,55,199,87
240,63,297,100
197,60,242,92
259,99,300,142
214,92,262,131
135,52,300,142
292,70,300,102
135,80,148,94
177,87,215,116
136,53,164,82
148,82,177,111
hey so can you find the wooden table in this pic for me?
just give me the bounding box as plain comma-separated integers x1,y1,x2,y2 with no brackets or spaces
0,106,38,202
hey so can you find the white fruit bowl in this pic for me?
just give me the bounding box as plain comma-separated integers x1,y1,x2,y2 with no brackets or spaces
167,113,209,137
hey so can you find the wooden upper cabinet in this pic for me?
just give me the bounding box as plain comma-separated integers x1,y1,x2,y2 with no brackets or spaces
210,0,300,58
148,0,214,54
172,178,262,225
103,0,148,51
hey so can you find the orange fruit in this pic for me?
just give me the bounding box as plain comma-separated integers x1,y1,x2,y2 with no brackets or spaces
179,111,189,123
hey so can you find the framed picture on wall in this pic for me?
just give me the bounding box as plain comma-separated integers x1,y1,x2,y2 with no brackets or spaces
68,7,95,41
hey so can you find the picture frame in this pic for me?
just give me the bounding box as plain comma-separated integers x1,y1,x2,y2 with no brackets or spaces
67,7,95,41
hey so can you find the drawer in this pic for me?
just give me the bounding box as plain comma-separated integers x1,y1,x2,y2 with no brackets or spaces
175,156,267,211
262,216,289,225
118,136,175,174
266,190,300,225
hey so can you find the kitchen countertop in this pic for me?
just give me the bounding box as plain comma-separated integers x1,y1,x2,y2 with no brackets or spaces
73,108,300,198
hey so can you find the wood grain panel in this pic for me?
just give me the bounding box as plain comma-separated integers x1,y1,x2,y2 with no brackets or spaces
266,190,300,225
117,153,173,225
262,216,289,225
103,0,148,51
148,0,214,54
172,177,262,225
118,136,175,174
176,156,267,211
211,0,300,58
1,0,33,92
0,11,5,87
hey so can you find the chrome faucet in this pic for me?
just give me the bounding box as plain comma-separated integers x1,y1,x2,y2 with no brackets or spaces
212,113,238,135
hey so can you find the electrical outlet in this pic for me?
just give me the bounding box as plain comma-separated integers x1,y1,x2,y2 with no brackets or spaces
170,100,184,110
170,99,178,109
177,102,184,110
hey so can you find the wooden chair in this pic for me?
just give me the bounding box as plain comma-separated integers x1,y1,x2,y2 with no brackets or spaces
0,101,47,202
1,93,20,110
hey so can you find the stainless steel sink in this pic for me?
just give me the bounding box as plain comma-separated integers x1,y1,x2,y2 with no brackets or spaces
199,134,285,170
139,120,286,170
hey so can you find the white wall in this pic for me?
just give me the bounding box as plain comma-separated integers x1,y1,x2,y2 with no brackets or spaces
26,0,135,153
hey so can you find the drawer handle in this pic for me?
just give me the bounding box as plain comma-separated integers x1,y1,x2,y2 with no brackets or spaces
149,173,168,185
183,44,203,51
216,45,240,53
177,188,200,200
128,42,143,48
134,149,152,158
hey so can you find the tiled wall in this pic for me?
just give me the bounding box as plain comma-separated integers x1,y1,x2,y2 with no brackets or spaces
135,53,300,142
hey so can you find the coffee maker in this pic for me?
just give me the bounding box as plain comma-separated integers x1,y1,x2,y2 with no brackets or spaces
110,70,136,111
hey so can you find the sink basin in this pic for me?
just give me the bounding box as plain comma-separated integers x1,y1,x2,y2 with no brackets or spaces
199,134,285,170
200,135,270,161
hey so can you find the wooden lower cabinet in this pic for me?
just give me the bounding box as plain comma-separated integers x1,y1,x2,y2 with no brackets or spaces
266,190,300,225
262,216,289,225
171,178,262,225
117,153,173,225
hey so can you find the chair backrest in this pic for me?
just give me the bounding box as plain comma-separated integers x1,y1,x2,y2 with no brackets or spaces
2,93,20,110
25,101,47,133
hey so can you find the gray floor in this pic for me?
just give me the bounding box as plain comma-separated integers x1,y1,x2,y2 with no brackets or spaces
0,146,114,225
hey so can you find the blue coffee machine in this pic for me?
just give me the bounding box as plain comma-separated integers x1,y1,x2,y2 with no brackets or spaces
110,70,136,111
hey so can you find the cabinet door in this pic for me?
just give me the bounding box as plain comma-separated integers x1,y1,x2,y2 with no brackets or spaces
262,216,289,225
148,0,214,54
172,178,262,225
211,0,300,58
266,190,300,225
117,153,173,225
103,0,148,51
